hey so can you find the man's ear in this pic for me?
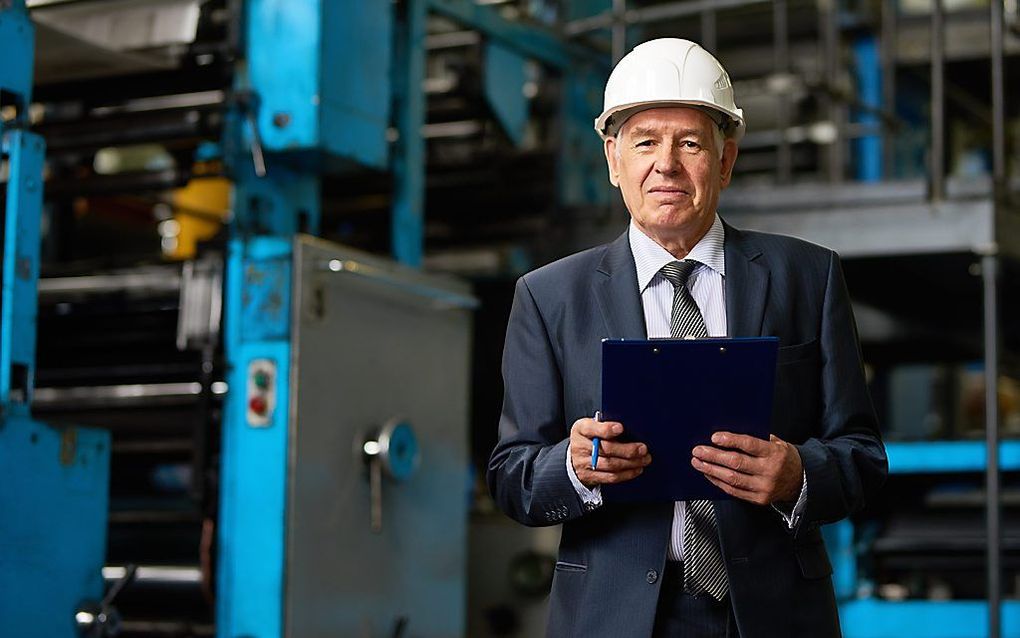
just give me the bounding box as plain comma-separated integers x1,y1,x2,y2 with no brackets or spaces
604,137,620,187
719,138,739,189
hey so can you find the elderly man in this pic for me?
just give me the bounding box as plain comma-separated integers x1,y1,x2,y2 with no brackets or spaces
488,38,886,638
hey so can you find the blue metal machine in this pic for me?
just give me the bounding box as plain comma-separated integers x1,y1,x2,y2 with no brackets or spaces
213,4,608,636
0,2,112,637
1,1,608,635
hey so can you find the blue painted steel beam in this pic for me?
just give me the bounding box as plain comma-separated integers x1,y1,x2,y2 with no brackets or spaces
1,130,44,417
484,40,530,147
1,7,111,636
428,0,605,70
886,440,1020,474
216,235,294,638
851,35,883,181
0,0,33,114
392,0,427,267
840,599,1020,638
559,64,611,207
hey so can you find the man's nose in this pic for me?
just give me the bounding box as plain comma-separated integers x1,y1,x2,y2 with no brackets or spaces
653,144,684,174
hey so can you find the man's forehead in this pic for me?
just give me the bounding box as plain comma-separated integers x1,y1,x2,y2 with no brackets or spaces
619,107,717,137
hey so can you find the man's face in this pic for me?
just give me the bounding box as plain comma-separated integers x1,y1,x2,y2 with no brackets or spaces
604,107,738,247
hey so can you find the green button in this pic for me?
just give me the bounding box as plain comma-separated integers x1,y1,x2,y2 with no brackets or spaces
254,370,270,389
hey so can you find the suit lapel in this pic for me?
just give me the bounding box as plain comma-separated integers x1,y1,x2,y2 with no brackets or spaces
723,221,769,338
593,231,647,339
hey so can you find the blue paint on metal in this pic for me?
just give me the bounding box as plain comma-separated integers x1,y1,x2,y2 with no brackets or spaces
216,236,293,638
0,18,111,629
239,254,291,341
484,40,530,147
0,1,34,110
194,140,223,162
823,520,857,600
391,0,427,267
246,0,391,170
231,161,320,236
0,416,111,637
851,35,882,181
886,440,1020,473
840,599,1020,638
1,130,44,417
559,64,611,207
428,0,604,69
566,0,612,21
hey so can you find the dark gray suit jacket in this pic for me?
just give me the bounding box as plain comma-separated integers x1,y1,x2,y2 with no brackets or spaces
487,220,887,638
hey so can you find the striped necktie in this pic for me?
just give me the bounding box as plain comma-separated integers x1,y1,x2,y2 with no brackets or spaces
658,260,729,601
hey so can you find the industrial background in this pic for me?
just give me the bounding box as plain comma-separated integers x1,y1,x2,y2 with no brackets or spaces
0,0,1017,636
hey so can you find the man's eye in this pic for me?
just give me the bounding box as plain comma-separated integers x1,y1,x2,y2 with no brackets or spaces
635,140,654,147
682,141,701,150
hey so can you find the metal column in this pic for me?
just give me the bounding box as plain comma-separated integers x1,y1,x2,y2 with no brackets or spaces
985,3,1005,633
929,0,946,202
392,0,427,267
774,0,792,183
880,0,897,178
612,0,627,63
819,0,843,182
0,3,111,637
983,252,1001,638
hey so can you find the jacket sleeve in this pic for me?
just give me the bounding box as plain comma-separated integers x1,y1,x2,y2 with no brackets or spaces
796,250,888,532
487,276,587,526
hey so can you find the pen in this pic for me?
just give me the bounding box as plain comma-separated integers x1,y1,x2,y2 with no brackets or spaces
591,410,602,470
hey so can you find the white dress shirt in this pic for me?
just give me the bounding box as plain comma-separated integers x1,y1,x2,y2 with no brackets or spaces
566,214,806,560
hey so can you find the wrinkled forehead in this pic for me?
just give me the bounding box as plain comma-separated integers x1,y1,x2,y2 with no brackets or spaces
616,106,721,139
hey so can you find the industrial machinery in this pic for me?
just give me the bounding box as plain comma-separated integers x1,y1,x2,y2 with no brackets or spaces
5,0,1019,637
0,3,112,636
2,0,486,636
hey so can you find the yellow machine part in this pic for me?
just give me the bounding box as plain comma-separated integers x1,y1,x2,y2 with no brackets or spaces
169,176,230,260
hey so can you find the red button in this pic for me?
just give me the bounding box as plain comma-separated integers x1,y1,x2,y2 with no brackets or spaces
249,396,268,415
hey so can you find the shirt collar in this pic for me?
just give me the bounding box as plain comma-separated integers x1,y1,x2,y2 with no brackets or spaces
628,214,726,292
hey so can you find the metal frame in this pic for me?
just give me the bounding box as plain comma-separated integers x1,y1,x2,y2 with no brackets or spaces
393,0,428,267
0,3,111,637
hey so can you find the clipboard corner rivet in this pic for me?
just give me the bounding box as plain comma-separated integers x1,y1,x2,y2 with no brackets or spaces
719,347,726,354
652,347,660,354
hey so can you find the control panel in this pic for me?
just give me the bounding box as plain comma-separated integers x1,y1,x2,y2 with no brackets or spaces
246,358,277,427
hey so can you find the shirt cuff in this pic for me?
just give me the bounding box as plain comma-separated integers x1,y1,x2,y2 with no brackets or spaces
566,443,602,511
771,469,807,529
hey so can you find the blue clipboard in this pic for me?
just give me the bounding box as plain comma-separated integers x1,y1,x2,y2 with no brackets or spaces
600,337,779,503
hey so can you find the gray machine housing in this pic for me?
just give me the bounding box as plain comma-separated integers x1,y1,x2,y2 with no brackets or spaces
285,236,473,637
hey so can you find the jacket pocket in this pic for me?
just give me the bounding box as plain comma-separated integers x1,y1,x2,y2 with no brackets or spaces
554,560,588,573
777,339,819,366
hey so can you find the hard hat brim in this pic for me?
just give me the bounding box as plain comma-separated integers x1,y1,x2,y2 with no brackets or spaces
594,100,745,143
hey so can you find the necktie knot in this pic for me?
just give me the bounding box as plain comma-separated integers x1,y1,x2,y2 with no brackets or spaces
659,260,700,289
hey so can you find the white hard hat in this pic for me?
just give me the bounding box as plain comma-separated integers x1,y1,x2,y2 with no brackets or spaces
594,38,745,142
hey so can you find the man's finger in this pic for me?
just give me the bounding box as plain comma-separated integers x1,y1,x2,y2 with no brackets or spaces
573,418,625,439
597,439,648,459
591,454,652,472
710,431,772,456
577,467,644,486
702,474,765,505
691,457,762,492
691,445,762,475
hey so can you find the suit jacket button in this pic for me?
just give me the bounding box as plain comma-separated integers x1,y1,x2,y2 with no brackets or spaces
646,570,658,584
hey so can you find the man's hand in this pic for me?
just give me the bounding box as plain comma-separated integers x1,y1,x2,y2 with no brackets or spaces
570,418,652,489
690,432,803,506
